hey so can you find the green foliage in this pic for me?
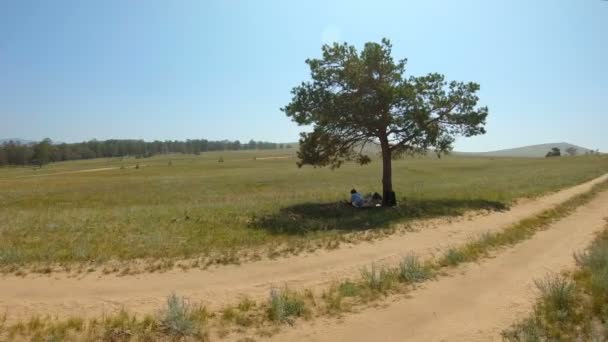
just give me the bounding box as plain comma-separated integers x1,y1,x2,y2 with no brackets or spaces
0,138,282,166
283,38,488,202
283,38,488,167
545,147,561,158
32,138,52,167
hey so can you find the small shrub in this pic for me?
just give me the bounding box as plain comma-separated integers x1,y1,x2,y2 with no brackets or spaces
221,306,237,321
502,316,542,342
268,288,307,323
218,156,224,163
160,294,198,337
338,281,360,297
360,264,396,293
535,275,579,323
477,231,498,247
322,287,345,314
135,163,140,169
576,237,608,312
237,297,256,312
440,247,467,266
398,254,433,283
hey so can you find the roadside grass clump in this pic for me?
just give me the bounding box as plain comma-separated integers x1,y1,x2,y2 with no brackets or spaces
439,247,469,266
501,316,543,342
360,264,398,294
575,228,608,315
503,222,608,341
268,288,309,324
160,293,206,338
338,280,361,297
398,254,434,283
220,298,257,328
503,276,587,341
321,281,362,315
534,275,581,324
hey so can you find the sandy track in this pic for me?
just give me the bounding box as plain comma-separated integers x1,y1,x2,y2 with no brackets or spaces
268,187,608,341
9,165,148,179
0,174,606,323
12,167,119,178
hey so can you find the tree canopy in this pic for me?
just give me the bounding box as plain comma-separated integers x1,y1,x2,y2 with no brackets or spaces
0,138,286,166
546,147,562,158
283,38,488,205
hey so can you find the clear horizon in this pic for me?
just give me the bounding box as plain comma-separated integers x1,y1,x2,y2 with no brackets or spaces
1,1,607,152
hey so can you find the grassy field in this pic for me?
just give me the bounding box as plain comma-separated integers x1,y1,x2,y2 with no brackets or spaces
0,150,607,270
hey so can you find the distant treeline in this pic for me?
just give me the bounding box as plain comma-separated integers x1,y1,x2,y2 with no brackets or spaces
0,139,292,166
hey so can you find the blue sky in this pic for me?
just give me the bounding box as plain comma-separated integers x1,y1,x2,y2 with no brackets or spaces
1,0,606,151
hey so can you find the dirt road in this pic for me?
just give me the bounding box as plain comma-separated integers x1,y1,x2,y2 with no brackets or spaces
268,185,608,341
0,174,606,324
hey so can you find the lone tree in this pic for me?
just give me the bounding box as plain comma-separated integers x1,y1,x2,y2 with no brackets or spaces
32,138,52,167
545,147,561,158
282,39,488,206
565,146,578,156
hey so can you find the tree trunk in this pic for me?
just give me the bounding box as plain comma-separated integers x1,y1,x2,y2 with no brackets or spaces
380,137,393,206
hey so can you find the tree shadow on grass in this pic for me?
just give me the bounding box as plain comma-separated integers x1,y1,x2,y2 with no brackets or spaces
250,198,508,235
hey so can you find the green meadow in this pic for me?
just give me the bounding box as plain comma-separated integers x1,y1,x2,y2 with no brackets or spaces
1,151,607,269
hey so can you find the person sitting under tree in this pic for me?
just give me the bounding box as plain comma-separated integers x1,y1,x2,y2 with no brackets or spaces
350,189,382,208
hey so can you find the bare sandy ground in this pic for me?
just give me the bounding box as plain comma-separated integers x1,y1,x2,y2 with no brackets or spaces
267,188,608,341
0,174,606,324
254,156,293,160
7,164,149,179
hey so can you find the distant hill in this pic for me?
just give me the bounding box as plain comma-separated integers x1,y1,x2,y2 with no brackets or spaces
0,138,34,145
469,143,594,158
282,142,597,158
